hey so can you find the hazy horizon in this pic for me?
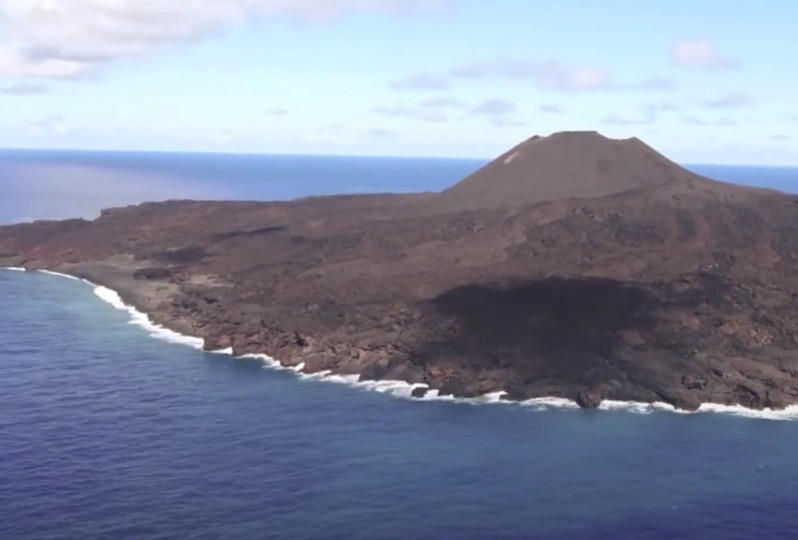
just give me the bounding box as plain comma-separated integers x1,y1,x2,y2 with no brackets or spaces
1,147,797,169
1,152,795,226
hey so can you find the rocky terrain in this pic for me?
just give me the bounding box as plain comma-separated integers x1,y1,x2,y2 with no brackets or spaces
2,130,798,411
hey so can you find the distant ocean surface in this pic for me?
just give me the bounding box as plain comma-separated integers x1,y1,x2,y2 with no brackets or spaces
2,151,798,539
0,149,796,223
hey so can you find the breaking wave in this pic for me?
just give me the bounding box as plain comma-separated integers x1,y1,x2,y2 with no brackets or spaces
596,399,798,421
90,285,205,350
5,266,797,421
38,269,81,281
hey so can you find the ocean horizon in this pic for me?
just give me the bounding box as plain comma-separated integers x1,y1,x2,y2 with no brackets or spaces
1,149,797,224
2,154,798,539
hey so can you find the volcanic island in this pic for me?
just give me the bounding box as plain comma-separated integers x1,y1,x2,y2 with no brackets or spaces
3,131,798,411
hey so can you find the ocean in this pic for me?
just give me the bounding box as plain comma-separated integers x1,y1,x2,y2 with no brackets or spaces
1,149,796,223
1,152,798,539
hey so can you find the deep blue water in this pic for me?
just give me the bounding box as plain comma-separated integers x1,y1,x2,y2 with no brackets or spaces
3,270,798,540
1,152,798,539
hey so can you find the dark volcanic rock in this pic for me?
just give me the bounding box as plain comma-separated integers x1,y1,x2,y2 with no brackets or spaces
133,267,175,280
576,390,603,409
3,130,798,412
437,131,690,211
359,358,425,385
411,387,428,398
681,373,708,390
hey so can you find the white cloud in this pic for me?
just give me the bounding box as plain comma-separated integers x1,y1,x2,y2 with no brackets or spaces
683,116,737,126
470,98,521,127
600,111,655,126
538,103,562,114
373,102,448,122
670,39,740,70
391,72,451,90
470,98,517,116
11,116,72,136
600,102,679,126
450,58,613,91
0,0,458,80
319,123,346,133
373,96,524,126
0,83,45,95
368,128,397,139
419,97,467,109
644,102,679,112
697,92,755,109
393,59,674,94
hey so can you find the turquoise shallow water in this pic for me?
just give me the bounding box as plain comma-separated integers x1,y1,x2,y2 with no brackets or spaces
1,154,798,539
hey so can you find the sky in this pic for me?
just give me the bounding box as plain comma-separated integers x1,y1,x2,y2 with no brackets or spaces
0,0,795,164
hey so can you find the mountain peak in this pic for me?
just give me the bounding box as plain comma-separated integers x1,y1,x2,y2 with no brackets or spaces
437,131,696,210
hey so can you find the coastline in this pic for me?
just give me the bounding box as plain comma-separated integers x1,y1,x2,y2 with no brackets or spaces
3,266,798,421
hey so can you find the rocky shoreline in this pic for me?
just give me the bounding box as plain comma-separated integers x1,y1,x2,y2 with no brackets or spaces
4,258,796,414
3,132,798,413
4,264,798,419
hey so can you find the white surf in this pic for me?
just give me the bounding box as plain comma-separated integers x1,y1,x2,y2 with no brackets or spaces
15,268,798,421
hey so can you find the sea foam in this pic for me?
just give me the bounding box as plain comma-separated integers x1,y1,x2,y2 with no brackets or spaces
9,267,798,421
2,266,27,272
91,285,204,350
38,269,81,281
596,399,798,420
